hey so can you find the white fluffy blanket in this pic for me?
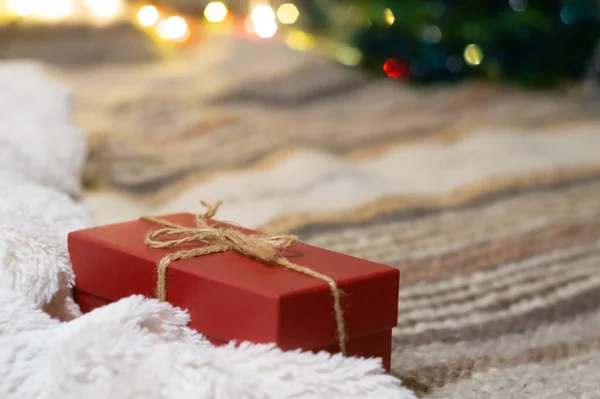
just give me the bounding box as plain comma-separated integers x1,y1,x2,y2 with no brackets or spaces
0,62,414,399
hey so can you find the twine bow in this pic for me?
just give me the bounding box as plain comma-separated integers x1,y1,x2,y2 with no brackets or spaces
141,201,348,355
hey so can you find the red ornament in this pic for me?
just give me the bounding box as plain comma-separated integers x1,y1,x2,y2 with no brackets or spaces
383,58,408,78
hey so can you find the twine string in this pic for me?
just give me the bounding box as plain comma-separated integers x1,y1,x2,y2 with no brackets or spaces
141,200,347,355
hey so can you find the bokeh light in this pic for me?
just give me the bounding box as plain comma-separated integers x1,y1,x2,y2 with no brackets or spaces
157,16,190,42
277,3,299,24
137,5,160,27
38,0,75,20
285,30,315,51
384,8,395,25
250,5,278,38
204,2,228,23
336,45,362,66
255,19,278,38
422,25,442,44
84,0,124,19
7,0,36,16
463,44,483,66
251,5,276,24
383,58,408,77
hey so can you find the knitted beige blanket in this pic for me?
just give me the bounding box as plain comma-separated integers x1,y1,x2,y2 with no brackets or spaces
60,37,600,398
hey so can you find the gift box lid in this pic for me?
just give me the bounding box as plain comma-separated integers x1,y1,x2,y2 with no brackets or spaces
69,213,400,350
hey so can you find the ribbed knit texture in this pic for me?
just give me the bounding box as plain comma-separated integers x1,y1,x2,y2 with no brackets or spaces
72,37,600,398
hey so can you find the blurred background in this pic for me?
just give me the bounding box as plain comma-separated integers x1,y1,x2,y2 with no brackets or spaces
0,0,598,214
1,0,598,86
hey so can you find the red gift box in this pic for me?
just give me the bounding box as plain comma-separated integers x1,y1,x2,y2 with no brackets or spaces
69,211,399,370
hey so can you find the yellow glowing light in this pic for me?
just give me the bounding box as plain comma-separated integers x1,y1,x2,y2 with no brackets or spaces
285,30,314,51
204,1,228,23
38,0,75,20
254,19,278,38
336,45,362,66
157,16,190,42
463,43,483,66
137,5,160,27
7,0,36,16
84,0,124,19
384,8,395,25
277,3,299,24
251,4,276,24
250,4,278,38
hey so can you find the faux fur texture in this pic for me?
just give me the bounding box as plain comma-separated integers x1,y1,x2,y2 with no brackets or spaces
0,62,414,399
0,291,413,399
0,62,87,197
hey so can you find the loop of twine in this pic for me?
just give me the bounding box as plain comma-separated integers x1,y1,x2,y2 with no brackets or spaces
141,201,348,355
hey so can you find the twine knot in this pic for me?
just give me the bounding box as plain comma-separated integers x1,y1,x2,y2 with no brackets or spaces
141,201,348,354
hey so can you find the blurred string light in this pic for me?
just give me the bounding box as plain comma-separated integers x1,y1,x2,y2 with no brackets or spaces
422,25,442,43
384,8,394,25
38,0,75,20
251,4,276,23
463,43,483,66
285,30,314,51
204,1,228,23
6,0,124,21
336,44,362,66
157,15,190,42
277,3,299,24
383,58,408,78
255,20,277,38
7,0,36,16
137,5,160,27
248,4,278,38
84,0,124,19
